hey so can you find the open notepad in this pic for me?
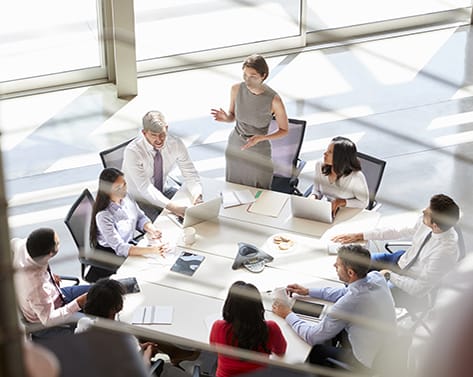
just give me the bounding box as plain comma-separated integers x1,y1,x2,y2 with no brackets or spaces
221,189,255,208
248,190,287,217
132,305,173,325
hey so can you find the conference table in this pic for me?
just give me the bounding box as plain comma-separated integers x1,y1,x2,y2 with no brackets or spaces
115,178,381,365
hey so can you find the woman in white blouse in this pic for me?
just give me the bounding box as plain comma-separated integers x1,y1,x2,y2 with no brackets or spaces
311,136,369,215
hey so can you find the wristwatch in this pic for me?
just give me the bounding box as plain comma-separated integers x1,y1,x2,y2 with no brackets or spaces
384,272,391,281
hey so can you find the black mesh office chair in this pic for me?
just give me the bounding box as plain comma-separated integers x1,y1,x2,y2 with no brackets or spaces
303,151,386,210
64,189,122,283
99,138,135,169
269,117,307,195
357,152,386,210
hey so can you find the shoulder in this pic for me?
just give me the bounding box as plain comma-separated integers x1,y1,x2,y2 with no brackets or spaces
266,320,282,331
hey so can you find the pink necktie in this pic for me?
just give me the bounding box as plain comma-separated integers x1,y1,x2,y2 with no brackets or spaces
154,149,163,191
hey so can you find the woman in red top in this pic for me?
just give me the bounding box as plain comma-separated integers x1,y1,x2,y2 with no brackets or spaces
209,281,287,377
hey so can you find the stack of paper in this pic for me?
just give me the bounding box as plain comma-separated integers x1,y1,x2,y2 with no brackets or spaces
221,189,255,208
132,305,173,325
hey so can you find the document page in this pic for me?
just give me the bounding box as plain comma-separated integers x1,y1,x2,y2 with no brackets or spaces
248,191,287,217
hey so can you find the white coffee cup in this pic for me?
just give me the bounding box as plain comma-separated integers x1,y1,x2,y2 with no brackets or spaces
272,287,290,305
182,227,196,245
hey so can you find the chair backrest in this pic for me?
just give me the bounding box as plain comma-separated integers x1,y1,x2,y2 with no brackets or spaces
269,118,306,178
99,138,134,170
357,152,386,210
64,188,94,250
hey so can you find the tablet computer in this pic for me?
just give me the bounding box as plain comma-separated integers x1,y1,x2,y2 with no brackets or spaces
170,251,205,276
291,299,326,320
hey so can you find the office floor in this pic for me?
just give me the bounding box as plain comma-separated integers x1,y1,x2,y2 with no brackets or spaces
2,25,472,277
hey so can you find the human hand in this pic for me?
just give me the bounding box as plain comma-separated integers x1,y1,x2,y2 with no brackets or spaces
272,299,292,319
331,233,364,244
211,108,228,122
141,343,154,366
144,224,162,240
193,194,203,205
53,274,62,286
76,293,88,310
331,199,346,217
241,135,264,150
166,202,187,218
286,284,309,297
310,194,320,200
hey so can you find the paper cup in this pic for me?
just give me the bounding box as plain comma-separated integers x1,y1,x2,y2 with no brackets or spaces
182,227,196,245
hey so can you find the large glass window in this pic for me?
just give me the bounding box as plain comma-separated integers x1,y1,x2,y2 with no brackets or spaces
306,0,471,31
134,0,301,61
0,0,103,83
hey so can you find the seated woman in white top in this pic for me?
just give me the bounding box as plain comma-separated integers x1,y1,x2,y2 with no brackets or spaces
311,136,369,215
88,168,167,281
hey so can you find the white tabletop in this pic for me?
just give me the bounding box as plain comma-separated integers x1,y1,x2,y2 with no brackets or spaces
117,178,381,365
118,279,332,364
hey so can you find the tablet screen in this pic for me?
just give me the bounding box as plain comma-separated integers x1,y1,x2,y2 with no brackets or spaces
292,300,325,318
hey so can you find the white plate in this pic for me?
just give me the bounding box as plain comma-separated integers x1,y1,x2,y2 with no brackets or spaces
264,233,297,254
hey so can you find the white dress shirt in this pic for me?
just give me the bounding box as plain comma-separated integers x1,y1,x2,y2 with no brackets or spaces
12,238,81,325
311,160,369,208
364,216,459,297
122,133,202,208
285,272,396,368
95,194,150,257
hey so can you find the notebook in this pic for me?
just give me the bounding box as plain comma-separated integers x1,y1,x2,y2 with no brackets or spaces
291,195,333,224
168,197,221,228
132,305,173,325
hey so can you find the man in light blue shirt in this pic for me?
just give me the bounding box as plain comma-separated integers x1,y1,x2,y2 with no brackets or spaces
272,244,396,371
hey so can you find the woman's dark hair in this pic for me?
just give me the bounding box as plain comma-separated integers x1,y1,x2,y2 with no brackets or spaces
26,227,56,259
84,278,125,318
222,281,269,353
322,136,361,179
242,54,269,81
90,168,124,247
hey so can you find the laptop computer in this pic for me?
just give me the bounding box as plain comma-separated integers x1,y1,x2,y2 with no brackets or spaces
168,197,221,228
290,195,333,224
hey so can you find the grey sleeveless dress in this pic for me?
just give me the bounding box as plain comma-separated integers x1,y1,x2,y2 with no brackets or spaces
225,82,276,189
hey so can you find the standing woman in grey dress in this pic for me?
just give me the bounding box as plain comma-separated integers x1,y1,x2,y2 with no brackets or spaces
211,54,288,189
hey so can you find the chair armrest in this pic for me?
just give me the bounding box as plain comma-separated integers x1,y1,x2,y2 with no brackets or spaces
192,365,201,377
59,275,80,285
384,241,412,253
303,184,313,197
149,358,165,377
295,158,307,176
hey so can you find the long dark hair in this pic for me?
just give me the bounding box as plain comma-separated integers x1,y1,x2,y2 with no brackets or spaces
322,136,361,180
222,281,269,353
90,168,123,247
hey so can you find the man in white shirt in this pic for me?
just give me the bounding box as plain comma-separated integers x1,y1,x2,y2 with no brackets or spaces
272,244,396,371
13,228,90,339
332,194,460,310
122,111,203,220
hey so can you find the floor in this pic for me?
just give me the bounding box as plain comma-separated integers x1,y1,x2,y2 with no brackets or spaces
2,25,472,277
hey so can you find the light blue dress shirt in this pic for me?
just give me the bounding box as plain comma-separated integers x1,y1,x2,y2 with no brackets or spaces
96,195,150,257
285,271,396,368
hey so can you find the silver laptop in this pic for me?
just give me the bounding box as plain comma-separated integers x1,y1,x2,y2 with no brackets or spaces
168,197,221,228
291,195,333,224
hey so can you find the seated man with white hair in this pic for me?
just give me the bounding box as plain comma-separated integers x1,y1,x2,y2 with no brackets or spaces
122,110,203,220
